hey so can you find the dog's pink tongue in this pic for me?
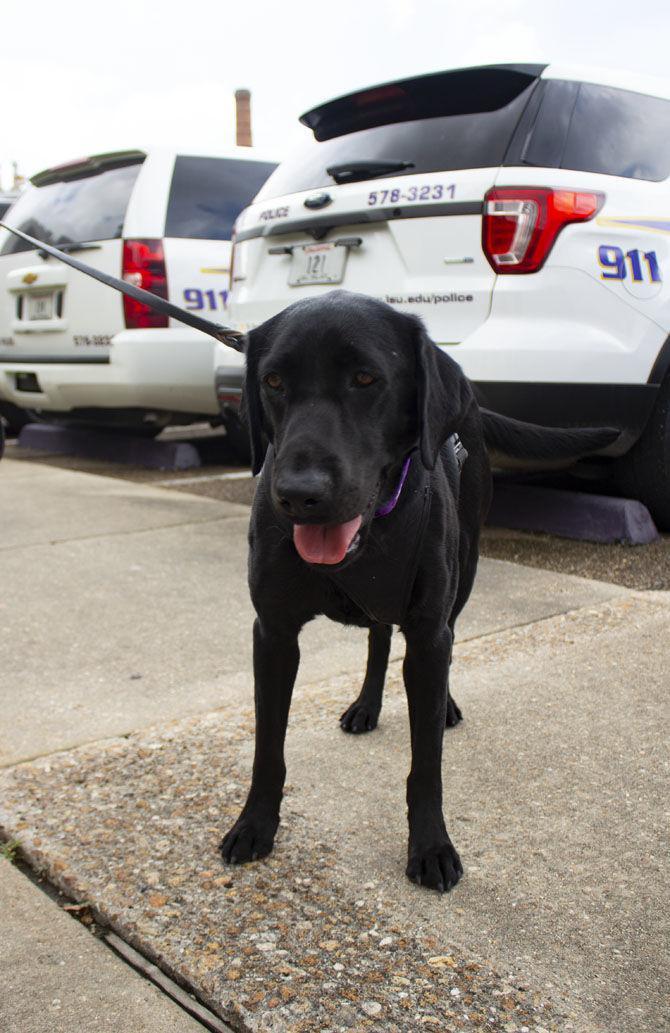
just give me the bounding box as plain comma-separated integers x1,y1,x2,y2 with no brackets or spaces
293,515,362,565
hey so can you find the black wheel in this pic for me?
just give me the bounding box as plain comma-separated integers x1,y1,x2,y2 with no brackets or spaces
0,401,32,437
221,409,252,466
617,375,670,531
0,416,5,459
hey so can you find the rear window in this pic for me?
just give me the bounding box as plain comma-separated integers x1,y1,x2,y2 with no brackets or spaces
165,157,277,239
256,70,540,200
0,198,16,220
0,161,143,255
518,80,670,181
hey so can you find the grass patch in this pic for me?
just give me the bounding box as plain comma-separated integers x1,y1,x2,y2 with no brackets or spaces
0,838,21,862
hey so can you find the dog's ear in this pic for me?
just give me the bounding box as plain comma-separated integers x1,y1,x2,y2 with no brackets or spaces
241,327,270,476
409,316,475,470
241,312,286,475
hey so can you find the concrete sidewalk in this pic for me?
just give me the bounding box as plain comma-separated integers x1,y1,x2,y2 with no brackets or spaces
1,457,668,1032
0,458,624,765
0,859,204,1033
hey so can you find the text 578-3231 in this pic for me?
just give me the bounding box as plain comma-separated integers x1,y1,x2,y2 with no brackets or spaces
368,183,456,206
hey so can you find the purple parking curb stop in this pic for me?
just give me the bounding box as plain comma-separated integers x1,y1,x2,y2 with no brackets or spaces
487,483,659,545
18,423,201,471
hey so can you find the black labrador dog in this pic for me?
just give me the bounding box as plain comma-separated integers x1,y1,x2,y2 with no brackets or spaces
220,291,615,892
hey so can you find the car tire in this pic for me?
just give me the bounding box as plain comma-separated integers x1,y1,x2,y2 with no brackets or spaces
617,375,670,531
221,410,252,466
0,401,32,437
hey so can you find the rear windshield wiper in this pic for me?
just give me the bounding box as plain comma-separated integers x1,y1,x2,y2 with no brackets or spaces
326,159,415,184
38,241,101,259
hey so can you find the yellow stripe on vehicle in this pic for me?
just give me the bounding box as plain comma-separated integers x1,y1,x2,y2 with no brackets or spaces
596,217,670,235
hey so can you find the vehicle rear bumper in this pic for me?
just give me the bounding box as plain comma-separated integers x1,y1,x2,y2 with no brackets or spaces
0,328,219,418
214,363,244,411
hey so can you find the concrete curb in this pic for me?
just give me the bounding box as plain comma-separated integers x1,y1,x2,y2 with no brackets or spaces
17,423,201,471
487,483,660,544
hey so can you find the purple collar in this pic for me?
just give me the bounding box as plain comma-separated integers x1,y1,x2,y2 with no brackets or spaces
374,456,412,518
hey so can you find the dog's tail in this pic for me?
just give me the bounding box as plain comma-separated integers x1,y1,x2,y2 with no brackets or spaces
480,409,619,462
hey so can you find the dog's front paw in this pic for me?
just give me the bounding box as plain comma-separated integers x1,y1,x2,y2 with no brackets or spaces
340,700,380,734
406,836,463,893
220,813,277,865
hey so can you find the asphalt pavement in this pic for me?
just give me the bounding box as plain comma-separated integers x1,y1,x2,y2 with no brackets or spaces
0,453,668,1032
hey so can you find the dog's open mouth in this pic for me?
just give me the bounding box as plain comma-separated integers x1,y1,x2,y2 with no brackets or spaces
293,515,362,566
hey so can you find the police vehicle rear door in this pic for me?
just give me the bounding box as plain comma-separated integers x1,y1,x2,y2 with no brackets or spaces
229,64,545,346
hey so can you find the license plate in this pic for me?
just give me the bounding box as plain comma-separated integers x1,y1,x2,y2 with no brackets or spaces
288,243,347,286
26,292,55,320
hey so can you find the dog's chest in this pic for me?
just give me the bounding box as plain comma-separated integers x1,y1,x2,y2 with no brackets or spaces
320,582,376,628
320,480,432,626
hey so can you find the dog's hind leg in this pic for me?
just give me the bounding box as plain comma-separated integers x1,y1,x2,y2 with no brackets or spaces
445,691,463,728
444,527,481,729
220,616,300,865
340,622,392,734
444,631,463,728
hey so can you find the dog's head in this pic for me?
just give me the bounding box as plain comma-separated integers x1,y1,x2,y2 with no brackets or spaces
243,291,474,566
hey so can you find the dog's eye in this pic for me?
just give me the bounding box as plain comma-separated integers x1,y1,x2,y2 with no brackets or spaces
354,371,375,387
264,372,283,390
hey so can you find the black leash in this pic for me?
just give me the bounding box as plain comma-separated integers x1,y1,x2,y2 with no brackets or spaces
0,223,245,352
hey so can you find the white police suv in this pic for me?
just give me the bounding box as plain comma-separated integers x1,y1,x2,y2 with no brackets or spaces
0,147,275,436
221,63,670,528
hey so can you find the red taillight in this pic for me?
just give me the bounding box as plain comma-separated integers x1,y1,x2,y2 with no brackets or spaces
482,188,604,274
122,239,169,328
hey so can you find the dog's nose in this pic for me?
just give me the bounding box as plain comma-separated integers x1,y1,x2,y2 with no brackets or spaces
274,469,332,519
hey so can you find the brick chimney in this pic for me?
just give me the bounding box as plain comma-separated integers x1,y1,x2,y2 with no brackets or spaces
235,89,252,147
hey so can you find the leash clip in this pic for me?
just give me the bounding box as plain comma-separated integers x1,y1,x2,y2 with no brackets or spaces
452,433,468,471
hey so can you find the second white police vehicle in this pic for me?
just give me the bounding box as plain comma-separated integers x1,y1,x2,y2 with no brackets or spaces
0,147,275,439
219,63,670,527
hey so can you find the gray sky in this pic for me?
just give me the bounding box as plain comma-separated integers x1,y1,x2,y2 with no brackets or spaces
2,0,669,189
